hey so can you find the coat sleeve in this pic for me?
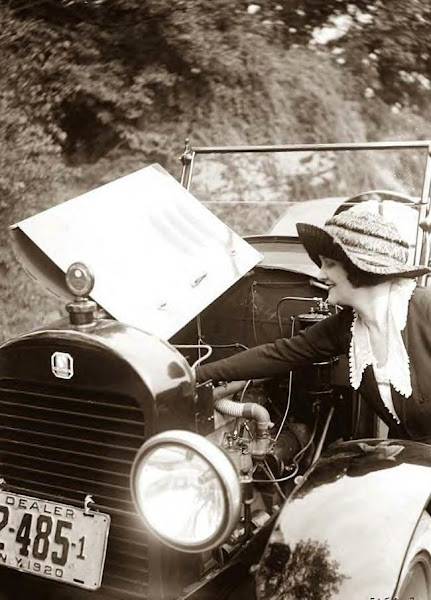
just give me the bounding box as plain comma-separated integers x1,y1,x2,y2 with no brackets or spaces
195,308,352,383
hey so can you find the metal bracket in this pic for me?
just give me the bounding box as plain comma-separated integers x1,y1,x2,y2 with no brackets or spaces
179,138,196,190
84,494,95,516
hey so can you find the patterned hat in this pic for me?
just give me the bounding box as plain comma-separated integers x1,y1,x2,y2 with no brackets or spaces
296,209,431,278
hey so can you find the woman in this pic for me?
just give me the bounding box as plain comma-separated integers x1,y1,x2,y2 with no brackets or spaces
196,209,431,441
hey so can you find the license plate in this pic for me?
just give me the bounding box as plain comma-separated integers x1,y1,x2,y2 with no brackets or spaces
0,491,110,590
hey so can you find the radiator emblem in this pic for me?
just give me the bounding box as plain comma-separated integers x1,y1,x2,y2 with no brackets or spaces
51,352,74,379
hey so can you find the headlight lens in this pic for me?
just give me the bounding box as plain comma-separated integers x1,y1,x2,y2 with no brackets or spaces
131,430,241,552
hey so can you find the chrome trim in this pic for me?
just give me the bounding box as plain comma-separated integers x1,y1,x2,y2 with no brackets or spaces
130,430,242,553
191,140,431,154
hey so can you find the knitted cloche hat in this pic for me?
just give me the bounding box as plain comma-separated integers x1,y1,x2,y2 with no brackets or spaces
296,209,431,278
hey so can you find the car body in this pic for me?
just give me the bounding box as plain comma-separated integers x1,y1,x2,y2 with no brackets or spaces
0,141,431,599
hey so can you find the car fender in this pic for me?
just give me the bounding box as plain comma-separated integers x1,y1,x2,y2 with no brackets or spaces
256,439,431,600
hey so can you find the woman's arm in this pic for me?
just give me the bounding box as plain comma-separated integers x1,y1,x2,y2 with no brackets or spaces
196,308,352,383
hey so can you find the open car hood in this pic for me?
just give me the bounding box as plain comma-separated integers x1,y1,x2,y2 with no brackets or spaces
10,165,262,340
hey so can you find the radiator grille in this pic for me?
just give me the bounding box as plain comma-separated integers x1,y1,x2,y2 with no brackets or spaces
0,381,150,599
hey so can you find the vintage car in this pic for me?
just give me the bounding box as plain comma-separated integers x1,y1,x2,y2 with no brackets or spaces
0,140,431,600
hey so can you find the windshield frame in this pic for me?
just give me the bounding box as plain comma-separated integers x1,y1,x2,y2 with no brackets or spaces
179,139,431,274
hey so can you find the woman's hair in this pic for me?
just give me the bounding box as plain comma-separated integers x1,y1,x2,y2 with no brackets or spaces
344,263,395,288
323,244,396,288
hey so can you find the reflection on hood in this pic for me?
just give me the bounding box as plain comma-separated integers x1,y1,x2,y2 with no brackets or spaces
257,537,347,600
294,439,431,498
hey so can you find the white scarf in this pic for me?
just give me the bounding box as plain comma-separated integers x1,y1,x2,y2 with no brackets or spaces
349,278,416,398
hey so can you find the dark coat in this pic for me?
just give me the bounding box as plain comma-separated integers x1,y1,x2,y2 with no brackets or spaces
196,287,431,441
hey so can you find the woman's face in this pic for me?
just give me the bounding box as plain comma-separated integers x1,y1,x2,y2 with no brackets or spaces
318,256,355,306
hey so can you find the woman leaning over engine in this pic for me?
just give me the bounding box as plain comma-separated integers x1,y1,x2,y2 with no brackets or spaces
195,209,431,441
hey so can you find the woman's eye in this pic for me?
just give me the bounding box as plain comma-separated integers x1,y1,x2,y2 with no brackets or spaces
322,258,336,268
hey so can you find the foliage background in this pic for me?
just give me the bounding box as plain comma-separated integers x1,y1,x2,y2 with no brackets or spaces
1,0,430,342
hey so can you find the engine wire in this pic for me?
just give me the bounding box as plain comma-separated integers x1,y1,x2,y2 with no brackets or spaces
199,341,250,352
263,460,286,500
238,379,253,403
252,462,299,484
274,317,295,442
175,344,213,369
233,379,253,438
291,407,319,463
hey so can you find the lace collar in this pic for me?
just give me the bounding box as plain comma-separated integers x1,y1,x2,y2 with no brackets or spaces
349,278,416,397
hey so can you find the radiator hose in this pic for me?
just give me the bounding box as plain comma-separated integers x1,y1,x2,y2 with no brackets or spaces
214,399,273,434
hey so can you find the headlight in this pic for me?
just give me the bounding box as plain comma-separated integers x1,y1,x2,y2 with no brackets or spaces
131,430,241,552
